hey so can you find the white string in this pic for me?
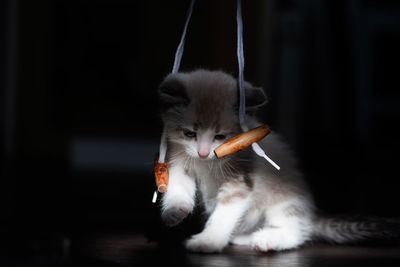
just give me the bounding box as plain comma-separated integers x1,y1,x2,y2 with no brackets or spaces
236,0,280,170
236,0,247,132
158,130,167,163
152,191,158,203
172,0,196,74
158,0,196,165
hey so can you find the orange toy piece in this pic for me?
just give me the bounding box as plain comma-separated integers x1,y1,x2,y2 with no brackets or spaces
154,154,169,193
214,125,271,158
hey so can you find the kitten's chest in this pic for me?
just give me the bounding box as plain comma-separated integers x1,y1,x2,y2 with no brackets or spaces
191,161,220,202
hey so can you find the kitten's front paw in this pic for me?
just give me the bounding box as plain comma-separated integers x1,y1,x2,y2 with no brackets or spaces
185,233,226,253
251,228,302,252
161,205,192,227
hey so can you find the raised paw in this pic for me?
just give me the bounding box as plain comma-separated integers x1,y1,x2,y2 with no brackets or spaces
185,233,227,253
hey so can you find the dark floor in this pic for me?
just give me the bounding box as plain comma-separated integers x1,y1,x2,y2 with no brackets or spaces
2,168,400,267
2,228,400,267
70,233,400,267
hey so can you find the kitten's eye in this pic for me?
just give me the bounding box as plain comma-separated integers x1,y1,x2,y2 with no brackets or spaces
184,130,197,138
214,134,226,140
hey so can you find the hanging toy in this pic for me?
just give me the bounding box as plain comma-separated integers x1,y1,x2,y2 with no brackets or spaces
153,0,195,202
153,0,280,203
214,125,270,158
154,154,169,193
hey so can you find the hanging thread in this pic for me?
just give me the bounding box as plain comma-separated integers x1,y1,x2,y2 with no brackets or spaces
158,0,196,165
172,0,196,74
236,0,247,132
236,0,280,170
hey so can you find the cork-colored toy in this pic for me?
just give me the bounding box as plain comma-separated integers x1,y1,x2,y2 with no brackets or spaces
214,125,271,158
154,154,169,193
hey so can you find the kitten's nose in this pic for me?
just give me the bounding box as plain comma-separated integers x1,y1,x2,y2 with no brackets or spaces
197,138,211,158
198,151,209,158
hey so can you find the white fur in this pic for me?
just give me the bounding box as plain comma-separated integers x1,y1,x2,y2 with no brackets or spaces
159,69,316,253
251,198,313,251
162,132,315,252
185,194,250,252
161,161,196,227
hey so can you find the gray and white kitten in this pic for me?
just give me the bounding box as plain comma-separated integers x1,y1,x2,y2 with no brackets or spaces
158,69,398,253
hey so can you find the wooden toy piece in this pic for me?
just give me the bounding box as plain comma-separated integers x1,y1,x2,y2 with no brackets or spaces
214,125,271,158
154,154,169,193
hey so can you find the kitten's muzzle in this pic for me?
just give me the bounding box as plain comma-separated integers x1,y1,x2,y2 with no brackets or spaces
198,151,210,158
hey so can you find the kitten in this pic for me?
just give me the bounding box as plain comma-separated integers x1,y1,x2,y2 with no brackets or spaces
157,69,399,253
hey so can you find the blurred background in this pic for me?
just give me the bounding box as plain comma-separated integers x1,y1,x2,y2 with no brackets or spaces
1,0,400,265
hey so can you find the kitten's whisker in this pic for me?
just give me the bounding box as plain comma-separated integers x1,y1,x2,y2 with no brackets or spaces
185,155,192,171
209,159,214,171
191,156,196,172
219,161,227,181
223,161,235,178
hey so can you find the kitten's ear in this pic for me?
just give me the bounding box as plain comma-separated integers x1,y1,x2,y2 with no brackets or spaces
245,85,268,111
158,77,190,111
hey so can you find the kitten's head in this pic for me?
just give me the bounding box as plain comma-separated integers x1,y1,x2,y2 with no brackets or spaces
158,69,267,160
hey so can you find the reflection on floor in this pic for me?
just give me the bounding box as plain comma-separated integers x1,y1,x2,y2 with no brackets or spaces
71,233,400,267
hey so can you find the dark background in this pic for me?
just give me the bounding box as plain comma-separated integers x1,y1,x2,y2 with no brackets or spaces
1,0,400,265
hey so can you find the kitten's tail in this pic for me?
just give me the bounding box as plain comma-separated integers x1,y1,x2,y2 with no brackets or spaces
312,215,400,245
